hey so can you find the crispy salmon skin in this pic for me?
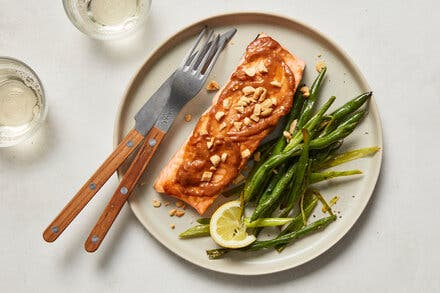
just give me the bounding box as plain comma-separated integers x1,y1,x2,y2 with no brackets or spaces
154,34,305,214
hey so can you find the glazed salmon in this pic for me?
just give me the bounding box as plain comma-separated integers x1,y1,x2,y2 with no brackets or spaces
154,34,305,214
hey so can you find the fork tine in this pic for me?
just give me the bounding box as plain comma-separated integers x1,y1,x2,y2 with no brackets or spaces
192,29,214,69
196,34,220,73
187,29,214,70
200,35,224,77
181,26,208,66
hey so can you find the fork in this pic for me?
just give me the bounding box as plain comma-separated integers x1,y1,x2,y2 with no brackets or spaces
84,28,226,252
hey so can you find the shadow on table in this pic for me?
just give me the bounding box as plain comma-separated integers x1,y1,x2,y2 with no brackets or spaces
149,152,386,285
0,113,57,165
85,12,159,64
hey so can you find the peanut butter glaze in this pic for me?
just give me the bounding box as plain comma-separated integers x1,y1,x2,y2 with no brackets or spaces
160,36,297,198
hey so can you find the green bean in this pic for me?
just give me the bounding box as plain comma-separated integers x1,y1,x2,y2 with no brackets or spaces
255,164,288,206
279,178,294,209
244,142,276,203
179,224,210,239
286,96,336,151
331,91,372,120
251,162,297,221
276,194,318,252
310,141,343,168
206,215,337,259
245,217,293,228
295,68,327,132
253,197,282,237
196,218,211,225
244,111,365,202
180,217,294,239
272,90,305,155
243,144,301,202
313,146,380,171
309,170,362,184
280,130,311,217
279,195,318,236
309,110,365,149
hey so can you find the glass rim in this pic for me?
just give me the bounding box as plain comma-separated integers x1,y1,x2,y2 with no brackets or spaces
62,0,151,40
0,56,47,147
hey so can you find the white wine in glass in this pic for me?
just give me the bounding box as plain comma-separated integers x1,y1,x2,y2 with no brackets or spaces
63,0,152,40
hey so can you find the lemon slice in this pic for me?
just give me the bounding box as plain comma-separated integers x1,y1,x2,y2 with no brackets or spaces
209,200,256,248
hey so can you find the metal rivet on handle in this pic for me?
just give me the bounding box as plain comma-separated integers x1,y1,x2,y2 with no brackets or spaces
52,226,59,234
89,183,96,190
126,140,134,148
120,187,128,195
148,138,156,147
91,235,99,243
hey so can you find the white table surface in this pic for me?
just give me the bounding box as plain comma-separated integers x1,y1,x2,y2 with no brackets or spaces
1,0,439,292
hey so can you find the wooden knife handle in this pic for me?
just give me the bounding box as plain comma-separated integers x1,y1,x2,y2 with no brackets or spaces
42,128,144,243
84,126,166,252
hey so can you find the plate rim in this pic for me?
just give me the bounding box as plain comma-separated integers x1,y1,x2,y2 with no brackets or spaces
113,11,383,275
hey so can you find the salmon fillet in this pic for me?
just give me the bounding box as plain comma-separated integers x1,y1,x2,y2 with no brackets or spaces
155,34,305,214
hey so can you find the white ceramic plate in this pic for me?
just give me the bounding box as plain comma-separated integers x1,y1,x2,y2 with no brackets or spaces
114,12,383,275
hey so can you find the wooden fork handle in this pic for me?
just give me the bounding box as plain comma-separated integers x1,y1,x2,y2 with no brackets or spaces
84,126,166,252
42,128,144,243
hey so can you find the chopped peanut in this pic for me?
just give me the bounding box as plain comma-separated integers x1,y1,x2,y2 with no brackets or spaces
253,104,261,115
201,171,213,182
210,154,221,167
199,128,208,136
244,67,256,77
289,119,297,134
206,80,220,91
241,148,251,158
260,107,273,117
175,201,184,208
221,153,228,162
175,210,185,217
261,98,274,108
259,88,267,102
164,201,170,207
233,121,242,131
252,87,265,101
223,98,231,109
169,209,177,216
184,113,192,122
271,98,278,105
270,80,282,87
242,86,256,95
257,62,268,73
215,111,225,121
235,106,245,114
237,97,250,106
315,61,327,73
219,122,227,131
283,130,292,140
170,224,175,229
243,117,251,126
250,114,260,122
152,199,161,208
300,86,310,98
